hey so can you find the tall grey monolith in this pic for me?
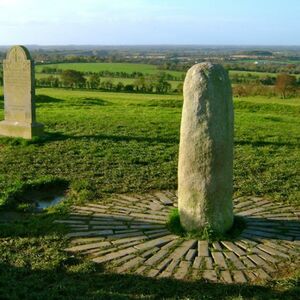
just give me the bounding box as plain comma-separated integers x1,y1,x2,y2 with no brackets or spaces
0,45,44,139
178,63,234,234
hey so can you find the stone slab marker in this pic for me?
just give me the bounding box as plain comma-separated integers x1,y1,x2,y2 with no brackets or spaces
178,63,234,234
0,45,44,139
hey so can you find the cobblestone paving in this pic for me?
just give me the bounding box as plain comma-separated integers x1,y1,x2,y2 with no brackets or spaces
55,191,300,283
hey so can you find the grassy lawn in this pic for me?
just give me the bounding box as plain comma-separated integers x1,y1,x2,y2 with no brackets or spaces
0,87,299,299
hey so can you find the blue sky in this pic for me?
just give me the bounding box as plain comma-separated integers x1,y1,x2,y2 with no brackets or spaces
0,0,299,45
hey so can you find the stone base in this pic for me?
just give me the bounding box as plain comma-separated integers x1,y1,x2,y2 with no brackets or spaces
0,120,44,139
55,191,300,283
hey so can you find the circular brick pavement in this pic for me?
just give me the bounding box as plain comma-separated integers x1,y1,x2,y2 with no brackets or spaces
55,191,300,283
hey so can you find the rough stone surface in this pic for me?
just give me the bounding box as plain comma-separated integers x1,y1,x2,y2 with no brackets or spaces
55,191,300,283
178,63,234,233
0,45,44,139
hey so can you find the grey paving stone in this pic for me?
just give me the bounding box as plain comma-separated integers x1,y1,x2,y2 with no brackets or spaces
252,247,278,263
232,270,247,283
93,247,138,264
212,241,223,251
202,270,218,281
117,195,140,202
170,240,197,260
204,257,213,269
159,271,172,278
238,207,271,217
243,270,257,281
185,249,197,261
147,269,160,277
66,229,113,238
92,225,128,230
117,256,145,273
174,261,191,279
130,224,166,230
87,247,118,257
73,206,107,213
254,268,271,280
65,241,111,252
145,249,169,266
157,257,173,272
234,200,254,210
220,270,233,283
111,235,147,245
135,266,147,275
69,226,89,230
118,240,146,250
114,229,140,234
161,239,179,250
54,220,86,224
134,235,176,251
70,237,105,245
247,254,275,272
240,256,256,268
164,259,180,274
222,241,247,256
112,254,136,266
141,247,159,258
147,231,171,239
192,256,203,269
198,241,209,257
264,241,299,256
130,212,167,221
109,231,146,239
211,252,227,269
224,252,246,270
153,192,173,206
256,244,289,258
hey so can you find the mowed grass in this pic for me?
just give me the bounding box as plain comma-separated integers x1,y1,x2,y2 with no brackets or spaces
0,87,299,299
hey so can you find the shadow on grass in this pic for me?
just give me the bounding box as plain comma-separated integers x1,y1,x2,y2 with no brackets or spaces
0,262,298,300
0,211,69,238
26,131,179,146
35,95,64,104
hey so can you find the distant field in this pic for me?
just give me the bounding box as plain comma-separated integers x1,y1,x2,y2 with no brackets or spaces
35,62,184,78
35,73,182,89
34,62,300,83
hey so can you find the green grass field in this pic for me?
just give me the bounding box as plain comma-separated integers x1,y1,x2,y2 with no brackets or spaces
36,62,184,77
0,87,299,299
35,73,182,89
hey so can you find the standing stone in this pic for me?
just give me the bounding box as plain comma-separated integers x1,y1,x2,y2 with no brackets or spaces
0,45,44,139
178,63,234,234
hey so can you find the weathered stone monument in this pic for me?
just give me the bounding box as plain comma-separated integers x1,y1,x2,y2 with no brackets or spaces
178,63,234,234
0,45,44,139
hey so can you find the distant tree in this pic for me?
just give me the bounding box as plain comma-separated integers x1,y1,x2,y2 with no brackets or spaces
153,72,171,94
61,69,86,88
133,76,146,92
100,79,114,91
175,82,183,94
115,82,124,92
275,74,297,98
87,73,100,89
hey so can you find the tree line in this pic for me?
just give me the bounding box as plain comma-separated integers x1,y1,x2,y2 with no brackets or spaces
36,69,183,94
158,61,300,75
39,66,184,81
